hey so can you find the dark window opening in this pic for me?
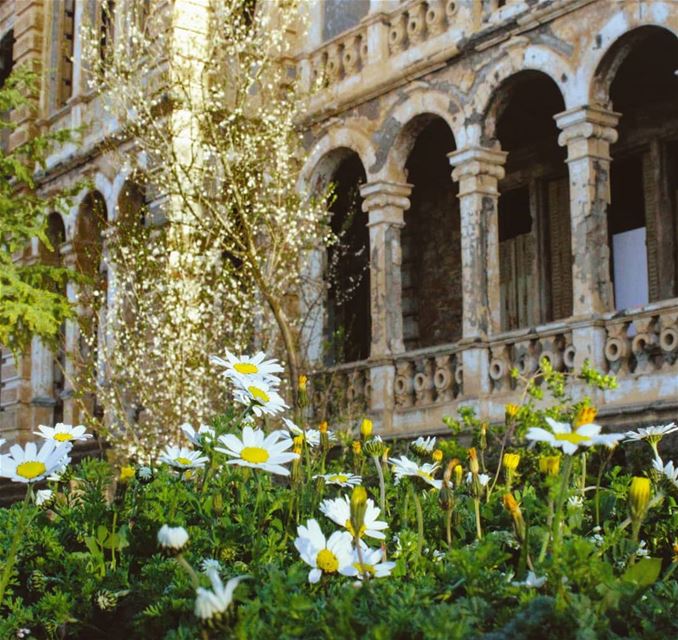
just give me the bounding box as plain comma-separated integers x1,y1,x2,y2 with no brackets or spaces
499,186,531,242
402,117,459,350
59,0,76,107
326,153,370,365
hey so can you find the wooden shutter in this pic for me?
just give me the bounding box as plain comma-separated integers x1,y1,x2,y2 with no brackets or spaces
547,176,573,320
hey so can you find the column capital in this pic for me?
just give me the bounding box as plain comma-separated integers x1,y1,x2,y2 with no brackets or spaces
448,146,507,195
59,240,77,267
555,105,621,161
360,180,412,227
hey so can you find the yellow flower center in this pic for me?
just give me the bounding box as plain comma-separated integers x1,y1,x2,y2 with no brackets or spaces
330,474,349,483
175,457,192,466
316,548,339,573
16,461,47,480
248,386,270,403
240,446,270,464
53,432,73,442
554,432,590,445
353,562,376,576
235,362,259,375
345,519,366,538
417,470,434,482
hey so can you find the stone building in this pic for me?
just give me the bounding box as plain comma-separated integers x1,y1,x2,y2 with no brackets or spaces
296,0,678,436
1,0,678,444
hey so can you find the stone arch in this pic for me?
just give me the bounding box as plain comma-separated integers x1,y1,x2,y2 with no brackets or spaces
470,44,572,145
299,123,377,195
585,10,678,106
378,88,463,182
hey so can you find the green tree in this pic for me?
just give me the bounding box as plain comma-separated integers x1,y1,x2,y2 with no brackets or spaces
0,69,78,353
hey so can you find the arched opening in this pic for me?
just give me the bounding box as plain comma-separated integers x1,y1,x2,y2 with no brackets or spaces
325,151,370,364
605,27,678,309
45,213,67,425
75,191,107,277
75,192,108,420
400,116,459,349
489,71,569,331
117,180,150,229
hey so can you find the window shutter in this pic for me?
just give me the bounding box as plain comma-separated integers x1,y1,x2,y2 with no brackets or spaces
547,176,573,320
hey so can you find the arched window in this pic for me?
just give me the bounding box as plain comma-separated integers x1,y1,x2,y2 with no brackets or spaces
603,28,678,309
487,71,570,331
325,151,370,364
400,116,460,349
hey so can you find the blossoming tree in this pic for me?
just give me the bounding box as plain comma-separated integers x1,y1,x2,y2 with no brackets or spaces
78,0,331,457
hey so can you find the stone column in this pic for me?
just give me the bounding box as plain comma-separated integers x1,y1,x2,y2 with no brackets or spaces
555,106,620,370
555,105,619,316
448,147,506,397
359,180,411,432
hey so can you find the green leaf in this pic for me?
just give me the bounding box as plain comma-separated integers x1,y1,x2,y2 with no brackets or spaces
622,557,662,587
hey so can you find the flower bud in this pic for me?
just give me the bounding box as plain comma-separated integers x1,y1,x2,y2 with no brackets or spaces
479,423,488,450
318,421,329,433
157,525,189,553
364,435,386,458
574,406,597,428
502,493,525,541
468,447,479,474
439,484,453,511
432,449,443,463
119,466,135,483
505,404,520,419
298,375,308,393
350,486,368,538
539,454,561,476
629,476,651,523
360,418,373,438
293,435,304,448
352,440,362,456
502,453,520,472
453,464,463,487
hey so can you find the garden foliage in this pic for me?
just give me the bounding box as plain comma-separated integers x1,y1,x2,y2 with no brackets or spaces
0,356,677,639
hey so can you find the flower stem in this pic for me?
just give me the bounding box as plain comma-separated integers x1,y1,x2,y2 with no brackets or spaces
410,484,424,559
176,553,200,589
445,508,453,547
551,455,574,558
473,498,483,540
373,455,386,515
0,486,33,608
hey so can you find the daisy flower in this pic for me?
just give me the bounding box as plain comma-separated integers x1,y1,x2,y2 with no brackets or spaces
283,418,336,448
210,351,283,386
465,471,491,487
233,380,287,417
314,472,362,488
294,518,354,584
157,525,189,550
320,495,388,540
34,423,92,443
525,417,623,455
181,423,215,447
652,456,678,489
389,455,442,489
352,543,396,580
194,568,246,621
35,489,54,506
511,571,546,588
626,423,678,456
159,445,209,470
411,436,436,455
0,440,72,484
215,426,298,476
